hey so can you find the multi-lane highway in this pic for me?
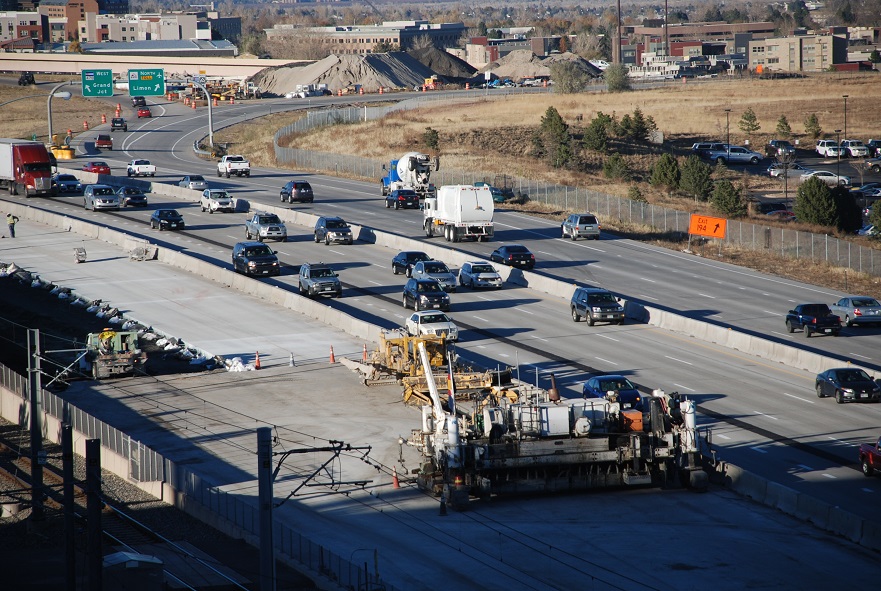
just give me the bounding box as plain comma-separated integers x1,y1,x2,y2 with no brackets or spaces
7,96,881,526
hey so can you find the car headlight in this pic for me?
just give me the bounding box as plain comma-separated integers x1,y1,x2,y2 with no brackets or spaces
420,295,429,303
248,262,257,268
842,388,854,395
271,262,278,267
591,307,602,313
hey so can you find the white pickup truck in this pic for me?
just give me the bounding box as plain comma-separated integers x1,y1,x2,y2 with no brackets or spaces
217,155,250,178
200,189,235,214
126,159,156,177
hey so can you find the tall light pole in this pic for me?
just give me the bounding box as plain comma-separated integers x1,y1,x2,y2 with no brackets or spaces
842,95,848,139
725,109,731,160
835,129,842,182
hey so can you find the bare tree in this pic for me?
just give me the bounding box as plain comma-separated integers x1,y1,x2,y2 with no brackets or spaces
409,35,435,51
263,31,333,61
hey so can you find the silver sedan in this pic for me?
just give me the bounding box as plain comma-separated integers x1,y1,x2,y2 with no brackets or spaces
830,296,881,327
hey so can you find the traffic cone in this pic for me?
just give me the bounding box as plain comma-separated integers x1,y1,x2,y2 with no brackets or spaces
392,466,400,489
116,103,121,112
379,86,383,94
192,100,196,109
213,97,218,107
329,345,335,363
101,114,106,124
362,343,367,363
230,96,234,104
255,351,261,370
83,120,89,131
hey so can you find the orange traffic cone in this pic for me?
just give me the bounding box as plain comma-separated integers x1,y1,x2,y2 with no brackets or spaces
255,351,261,370
362,343,367,363
329,345,335,363
83,120,89,130
392,466,400,489
101,114,106,124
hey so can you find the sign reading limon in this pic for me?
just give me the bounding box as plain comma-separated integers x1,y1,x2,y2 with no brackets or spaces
82,69,113,97
688,214,727,239
128,69,165,96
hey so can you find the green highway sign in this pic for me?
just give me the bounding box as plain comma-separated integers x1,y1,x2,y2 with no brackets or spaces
128,68,165,96
82,69,113,97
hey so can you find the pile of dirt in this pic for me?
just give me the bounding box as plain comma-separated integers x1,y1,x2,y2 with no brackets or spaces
251,52,437,96
407,46,476,81
484,49,602,80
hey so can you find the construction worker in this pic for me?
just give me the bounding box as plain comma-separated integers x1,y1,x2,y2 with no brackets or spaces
6,213,19,238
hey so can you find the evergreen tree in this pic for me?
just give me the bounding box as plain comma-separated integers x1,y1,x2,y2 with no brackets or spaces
628,185,646,202
775,115,792,139
630,108,650,141
804,113,822,140
604,64,631,92
711,180,747,217
650,153,680,193
422,127,439,152
679,155,714,202
870,49,881,64
738,107,761,138
603,154,631,180
538,107,572,168
583,112,612,152
794,177,838,227
870,201,881,228
831,186,863,233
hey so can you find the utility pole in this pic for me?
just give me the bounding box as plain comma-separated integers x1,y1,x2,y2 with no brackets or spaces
258,427,276,591
27,329,44,521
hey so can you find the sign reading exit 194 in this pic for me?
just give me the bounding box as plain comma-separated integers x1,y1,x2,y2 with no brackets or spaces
128,69,165,96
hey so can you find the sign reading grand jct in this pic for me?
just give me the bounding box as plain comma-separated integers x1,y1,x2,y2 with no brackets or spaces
128,69,166,96
82,69,113,97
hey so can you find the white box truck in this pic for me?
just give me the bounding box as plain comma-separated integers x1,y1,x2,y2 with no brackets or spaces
423,184,494,242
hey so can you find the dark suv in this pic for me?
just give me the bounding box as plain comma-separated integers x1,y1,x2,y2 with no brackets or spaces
298,262,342,298
131,96,146,107
402,278,450,311
232,241,280,277
392,251,432,276
280,180,314,203
110,117,127,132
570,287,625,326
314,216,353,245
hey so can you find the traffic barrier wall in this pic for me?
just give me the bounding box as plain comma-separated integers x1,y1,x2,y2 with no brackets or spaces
828,506,865,543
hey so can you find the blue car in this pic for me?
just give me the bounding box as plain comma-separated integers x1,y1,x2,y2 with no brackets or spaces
583,375,643,409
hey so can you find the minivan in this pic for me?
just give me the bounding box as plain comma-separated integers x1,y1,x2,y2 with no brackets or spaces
561,213,601,240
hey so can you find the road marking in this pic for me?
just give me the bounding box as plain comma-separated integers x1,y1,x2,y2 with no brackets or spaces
762,310,779,316
595,357,617,365
476,345,486,349
697,293,716,298
477,295,493,301
753,411,779,421
822,474,837,479
329,249,346,255
715,433,731,440
368,280,382,286
771,331,792,338
499,353,510,358
535,337,548,343
827,436,856,446
797,464,813,471
536,250,553,256
473,316,489,322
226,235,240,240
640,294,659,301
597,334,619,342
783,392,814,404
519,309,535,315
751,447,768,453
849,352,871,359
664,355,693,366
641,277,656,283
673,383,695,392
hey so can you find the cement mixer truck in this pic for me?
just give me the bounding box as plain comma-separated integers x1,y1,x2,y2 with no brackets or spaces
380,152,439,200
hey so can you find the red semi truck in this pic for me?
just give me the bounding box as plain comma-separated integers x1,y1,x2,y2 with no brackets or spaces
0,138,55,196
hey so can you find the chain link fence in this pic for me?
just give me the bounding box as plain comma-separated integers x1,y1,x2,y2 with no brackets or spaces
272,102,881,278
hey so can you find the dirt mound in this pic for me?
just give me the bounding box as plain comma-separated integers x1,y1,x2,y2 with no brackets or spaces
407,47,476,81
251,52,437,96
484,50,602,80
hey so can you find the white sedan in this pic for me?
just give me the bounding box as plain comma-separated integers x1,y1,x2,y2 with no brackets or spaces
799,170,850,187
405,311,459,341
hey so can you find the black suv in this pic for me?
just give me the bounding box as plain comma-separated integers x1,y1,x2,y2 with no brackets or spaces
298,262,342,298
110,117,127,132
402,278,450,311
314,216,353,245
18,72,35,85
232,241,280,277
131,96,146,107
392,251,432,276
280,180,314,203
570,287,625,326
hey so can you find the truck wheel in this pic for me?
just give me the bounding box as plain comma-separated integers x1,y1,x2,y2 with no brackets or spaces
394,201,400,210
325,235,330,245
245,172,250,177
414,299,420,312
225,171,231,178
299,283,306,295
571,308,581,322
750,156,759,164
217,170,222,177
425,222,433,237
785,320,794,333
863,459,875,477
716,156,726,165
451,227,459,242
804,327,811,338
201,205,206,212
10,182,18,195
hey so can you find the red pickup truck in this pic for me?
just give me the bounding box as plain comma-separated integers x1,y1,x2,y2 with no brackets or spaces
858,436,881,476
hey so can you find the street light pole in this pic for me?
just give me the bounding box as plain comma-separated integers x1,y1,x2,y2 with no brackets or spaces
842,95,848,140
835,129,842,182
725,109,731,160
47,82,73,144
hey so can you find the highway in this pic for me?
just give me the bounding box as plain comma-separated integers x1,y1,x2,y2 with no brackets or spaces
6,96,881,525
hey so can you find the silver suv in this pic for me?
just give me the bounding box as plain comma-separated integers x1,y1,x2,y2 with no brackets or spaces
561,213,601,240
298,262,342,298
458,261,502,289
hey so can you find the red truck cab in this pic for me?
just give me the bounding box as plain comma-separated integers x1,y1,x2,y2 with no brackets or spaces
0,139,55,196
859,436,881,476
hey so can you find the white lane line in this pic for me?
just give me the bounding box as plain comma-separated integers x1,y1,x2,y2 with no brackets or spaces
472,316,489,322
783,392,815,404
762,310,779,316
536,337,548,343
715,434,731,440
751,447,768,453
536,250,554,256
499,353,510,358
822,474,837,479
641,277,657,283
329,249,346,255
368,280,382,286
640,294,659,301
797,464,813,471
672,383,695,392
226,235,240,240
827,436,857,446
849,352,871,359
664,355,693,366
477,295,494,301
753,411,779,421
595,357,617,365
520,309,535,315
697,293,716,298
771,331,793,338
476,345,486,349
597,334,619,342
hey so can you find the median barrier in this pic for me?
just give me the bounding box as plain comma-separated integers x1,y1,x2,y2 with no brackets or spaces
796,492,832,529
764,480,799,515
860,519,881,552
828,506,866,543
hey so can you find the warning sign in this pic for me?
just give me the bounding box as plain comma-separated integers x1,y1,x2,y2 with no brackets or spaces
688,214,727,239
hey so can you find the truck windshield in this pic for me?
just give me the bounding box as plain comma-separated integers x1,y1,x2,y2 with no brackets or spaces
24,163,51,172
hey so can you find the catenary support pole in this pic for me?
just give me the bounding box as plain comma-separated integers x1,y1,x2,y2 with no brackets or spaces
27,329,44,521
258,427,276,591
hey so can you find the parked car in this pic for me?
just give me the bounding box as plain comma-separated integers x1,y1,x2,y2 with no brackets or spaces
849,183,881,198
405,310,459,341
279,180,314,203
857,224,879,237
753,201,789,214
52,173,81,193
839,139,869,158
561,213,601,240
458,260,503,289
115,186,148,207
402,278,450,311
298,262,342,298
110,117,127,132
582,375,643,410
690,142,725,158
706,145,763,165
232,241,280,277
385,188,420,209
490,244,535,269
95,134,113,150
200,189,235,213
314,216,353,245
785,303,842,337
410,260,457,292
150,209,185,231
766,210,797,222
82,161,111,175
866,139,881,158
570,287,625,326
83,184,119,211
830,296,881,327
131,96,146,107
137,106,152,118
800,170,850,187
816,140,841,158
392,251,432,276
767,162,812,178
865,158,881,174
178,175,208,191
815,368,881,403
766,139,796,158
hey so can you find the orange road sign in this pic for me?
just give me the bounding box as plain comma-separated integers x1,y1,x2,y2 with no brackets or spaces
688,214,727,239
